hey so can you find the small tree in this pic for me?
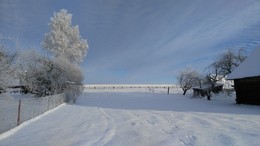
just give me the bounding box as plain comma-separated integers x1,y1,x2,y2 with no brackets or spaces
177,68,200,95
42,9,88,64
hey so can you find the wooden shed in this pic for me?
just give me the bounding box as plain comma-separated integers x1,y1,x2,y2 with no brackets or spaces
228,48,260,105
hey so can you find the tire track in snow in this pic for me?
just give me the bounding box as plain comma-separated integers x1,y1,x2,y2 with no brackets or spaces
130,112,170,135
130,111,197,146
92,108,116,146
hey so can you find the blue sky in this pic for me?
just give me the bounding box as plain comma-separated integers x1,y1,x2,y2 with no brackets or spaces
1,0,260,84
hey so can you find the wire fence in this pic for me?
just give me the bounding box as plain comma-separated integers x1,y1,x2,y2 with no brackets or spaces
84,84,183,94
0,94,65,134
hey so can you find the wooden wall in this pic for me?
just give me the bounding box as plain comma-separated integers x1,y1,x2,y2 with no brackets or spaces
234,76,260,105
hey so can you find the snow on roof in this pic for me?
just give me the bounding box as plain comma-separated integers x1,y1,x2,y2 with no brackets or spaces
227,48,260,80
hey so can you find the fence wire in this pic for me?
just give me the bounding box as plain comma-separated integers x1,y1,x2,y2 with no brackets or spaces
0,94,65,134
84,85,182,94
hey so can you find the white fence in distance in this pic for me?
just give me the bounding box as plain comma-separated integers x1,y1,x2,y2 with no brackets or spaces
0,94,65,134
84,84,183,94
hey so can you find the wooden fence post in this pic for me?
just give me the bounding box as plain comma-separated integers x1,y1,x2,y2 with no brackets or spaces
47,97,50,110
17,99,21,126
60,95,63,104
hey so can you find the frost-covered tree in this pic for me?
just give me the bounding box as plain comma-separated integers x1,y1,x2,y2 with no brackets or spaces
38,9,88,102
51,57,84,102
18,51,51,96
42,9,88,64
0,45,17,90
18,50,83,102
177,68,200,95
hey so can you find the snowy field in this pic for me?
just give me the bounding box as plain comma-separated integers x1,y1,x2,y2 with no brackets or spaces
0,91,260,146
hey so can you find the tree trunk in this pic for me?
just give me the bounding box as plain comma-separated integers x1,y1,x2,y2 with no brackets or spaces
183,90,187,95
207,91,211,100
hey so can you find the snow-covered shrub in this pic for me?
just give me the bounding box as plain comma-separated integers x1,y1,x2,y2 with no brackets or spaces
51,57,84,103
0,44,17,90
18,51,83,101
18,51,52,96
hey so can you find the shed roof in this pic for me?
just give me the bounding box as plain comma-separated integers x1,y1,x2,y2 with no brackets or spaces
227,48,260,80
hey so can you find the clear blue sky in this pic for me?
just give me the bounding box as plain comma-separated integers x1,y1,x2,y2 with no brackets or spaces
1,0,260,84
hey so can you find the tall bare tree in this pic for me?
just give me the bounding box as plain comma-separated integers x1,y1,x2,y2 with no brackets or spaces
204,48,247,100
207,48,247,83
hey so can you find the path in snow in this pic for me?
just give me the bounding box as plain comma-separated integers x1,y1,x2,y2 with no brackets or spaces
0,92,260,146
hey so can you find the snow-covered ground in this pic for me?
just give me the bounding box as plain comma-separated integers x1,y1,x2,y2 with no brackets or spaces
0,91,260,146
0,93,65,134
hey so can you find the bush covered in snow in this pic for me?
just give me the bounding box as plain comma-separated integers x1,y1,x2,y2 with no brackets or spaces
0,44,17,90
18,51,84,101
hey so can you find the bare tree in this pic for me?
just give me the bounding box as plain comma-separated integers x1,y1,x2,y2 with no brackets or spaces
207,48,247,83
204,48,247,100
177,68,200,95
236,48,247,64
